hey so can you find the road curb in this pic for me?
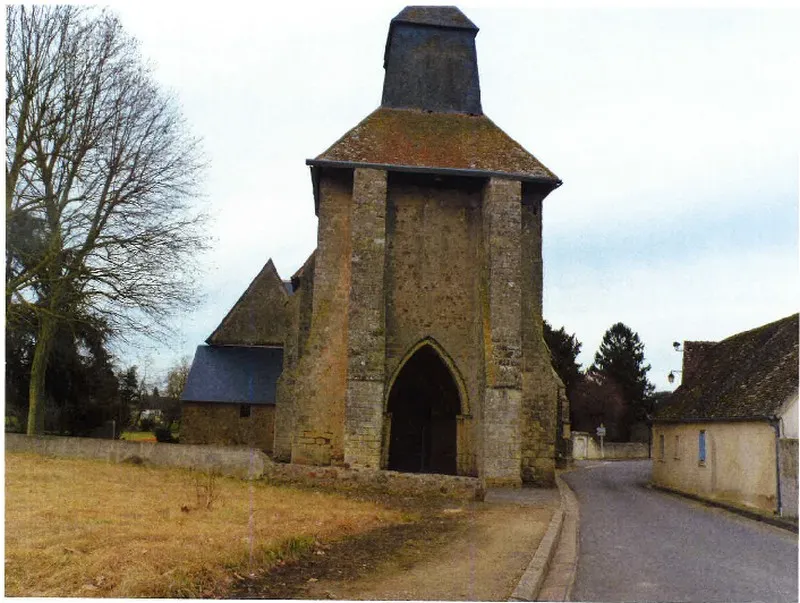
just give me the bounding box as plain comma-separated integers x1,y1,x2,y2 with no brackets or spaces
536,474,580,602
649,483,799,533
508,482,566,602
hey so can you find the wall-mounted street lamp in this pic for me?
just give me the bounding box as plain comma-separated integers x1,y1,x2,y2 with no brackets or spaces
668,341,684,384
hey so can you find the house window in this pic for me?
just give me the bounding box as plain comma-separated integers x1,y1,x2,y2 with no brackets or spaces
659,434,665,461
674,435,680,459
698,430,706,464
240,404,251,418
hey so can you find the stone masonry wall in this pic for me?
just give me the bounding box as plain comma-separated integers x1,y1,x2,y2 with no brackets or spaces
384,173,484,475
481,177,523,487
207,259,289,346
6,434,481,500
177,402,275,453
274,256,316,461
274,291,300,461
344,168,388,468
520,186,559,485
290,170,353,466
571,433,649,460
7,433,268,479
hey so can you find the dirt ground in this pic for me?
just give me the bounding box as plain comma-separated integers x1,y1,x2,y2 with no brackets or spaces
233,490,559,601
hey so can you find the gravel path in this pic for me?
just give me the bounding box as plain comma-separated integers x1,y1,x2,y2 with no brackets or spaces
303,489,559,601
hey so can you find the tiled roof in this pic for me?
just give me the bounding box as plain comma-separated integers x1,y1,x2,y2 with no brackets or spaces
182,345,283,405
656,314,799,422
312,107,559,183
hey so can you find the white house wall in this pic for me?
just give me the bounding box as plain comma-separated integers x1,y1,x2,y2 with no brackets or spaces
652,421,778,514
779,395,798,439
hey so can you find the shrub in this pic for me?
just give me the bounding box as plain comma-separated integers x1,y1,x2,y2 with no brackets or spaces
153,427,174,443
5,413,24,433
139,416,155,432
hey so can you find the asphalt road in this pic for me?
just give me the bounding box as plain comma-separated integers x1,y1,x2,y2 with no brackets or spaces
563,460,798,603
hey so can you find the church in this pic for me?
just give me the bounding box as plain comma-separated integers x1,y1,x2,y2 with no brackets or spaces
181,6,568,487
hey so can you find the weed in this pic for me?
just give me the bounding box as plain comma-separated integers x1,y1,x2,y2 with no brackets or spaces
194,470,221,510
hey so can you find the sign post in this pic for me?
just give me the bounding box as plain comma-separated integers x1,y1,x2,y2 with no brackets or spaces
596,423,606,459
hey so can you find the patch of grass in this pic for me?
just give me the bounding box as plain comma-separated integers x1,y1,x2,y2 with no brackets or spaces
4,453,404,598
120,431,156,442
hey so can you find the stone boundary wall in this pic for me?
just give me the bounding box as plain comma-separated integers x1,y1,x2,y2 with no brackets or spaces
779,438,798,518
601,442,650,460
6,434,482,500
571,432,649,460
6,433,266,479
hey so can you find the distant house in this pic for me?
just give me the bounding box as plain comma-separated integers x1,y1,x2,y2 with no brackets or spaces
652,314,798,518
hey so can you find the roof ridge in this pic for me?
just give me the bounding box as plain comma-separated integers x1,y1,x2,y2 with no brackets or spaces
717,312,798,347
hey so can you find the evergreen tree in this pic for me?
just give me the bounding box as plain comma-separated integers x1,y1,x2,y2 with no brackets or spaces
5,305,124,435
543,320,582,397
591,323,655,428
119,367,140,409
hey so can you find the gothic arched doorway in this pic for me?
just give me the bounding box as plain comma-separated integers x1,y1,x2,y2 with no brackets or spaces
386,345,461,475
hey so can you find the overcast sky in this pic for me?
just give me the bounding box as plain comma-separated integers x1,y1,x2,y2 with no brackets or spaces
111,3,799,391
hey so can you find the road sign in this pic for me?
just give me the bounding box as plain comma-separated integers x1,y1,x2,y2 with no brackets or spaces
597,424,606,459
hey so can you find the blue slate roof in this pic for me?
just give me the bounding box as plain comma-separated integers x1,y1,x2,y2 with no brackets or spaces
382,6,481,114
392,6,478,31
181,345,283,405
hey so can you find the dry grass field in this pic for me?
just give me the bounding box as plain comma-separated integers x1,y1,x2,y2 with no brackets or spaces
4,452,407,598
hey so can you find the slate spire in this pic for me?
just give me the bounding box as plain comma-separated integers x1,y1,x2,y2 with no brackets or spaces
381,6,482,115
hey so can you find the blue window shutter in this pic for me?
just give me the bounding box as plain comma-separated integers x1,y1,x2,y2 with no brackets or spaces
699,430,707,463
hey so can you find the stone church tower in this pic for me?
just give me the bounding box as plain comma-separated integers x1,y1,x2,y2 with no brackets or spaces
183,6,566,487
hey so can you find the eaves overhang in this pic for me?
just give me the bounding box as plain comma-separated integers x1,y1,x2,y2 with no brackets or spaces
653,415,778,425
306,159,562,215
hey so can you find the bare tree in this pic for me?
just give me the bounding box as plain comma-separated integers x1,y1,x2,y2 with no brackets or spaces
163,355,192,428
6,6,207,435
165,355,192,401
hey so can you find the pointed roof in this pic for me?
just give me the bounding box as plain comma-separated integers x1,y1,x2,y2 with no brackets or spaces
290,249,316,290
207,259,288,346
656,314,799,422
309,107,560,184
391,6,477,31
308,7,560,190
